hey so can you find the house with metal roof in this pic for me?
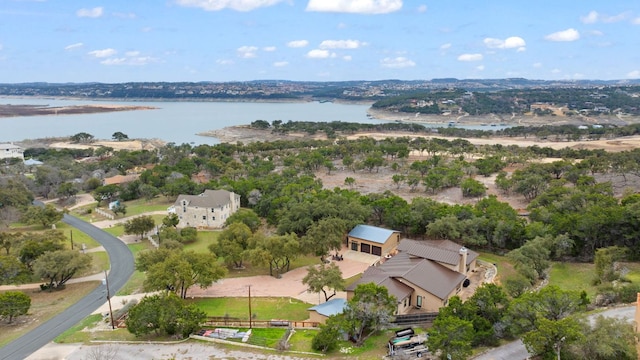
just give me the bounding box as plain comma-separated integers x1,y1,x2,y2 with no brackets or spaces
169,189,241,229
346,224,400,258
346,238,479,315
308,298,347,324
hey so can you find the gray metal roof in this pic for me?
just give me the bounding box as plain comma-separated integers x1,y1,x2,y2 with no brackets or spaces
308,298,347,317
174,189,234,208
348,225,398,244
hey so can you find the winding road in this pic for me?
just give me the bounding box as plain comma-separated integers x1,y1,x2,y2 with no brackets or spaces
0,214,134,360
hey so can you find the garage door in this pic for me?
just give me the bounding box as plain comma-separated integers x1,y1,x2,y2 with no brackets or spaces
371,246,382,256
360,243,370,254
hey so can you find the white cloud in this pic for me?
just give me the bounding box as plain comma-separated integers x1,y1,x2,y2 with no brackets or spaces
88,48,117,58
476,65,485,71
337,22,348,29
216,59,234,65
113,12,137,19
580,10,629,24
175,0,287,12
76,7,103,18
483,36,526,51
101,56,157,66
64,42,83,51
551,68,561,74
263,46,276,52
273,61,288,67
125,51,140,57
237,45,258,58
627,70,640,78
319,39,367,49
417,4,427,13
343,55,352,61
306,49,332,58
457,53,483,62
306,0,402,14
380,57,415,68
545,28,580,42
533,62,542,68
440,43,451,50
287,40,309,48
633,17,640,25
580,10,598,24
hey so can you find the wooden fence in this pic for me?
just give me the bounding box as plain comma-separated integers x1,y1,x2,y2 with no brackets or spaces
203,317,319,329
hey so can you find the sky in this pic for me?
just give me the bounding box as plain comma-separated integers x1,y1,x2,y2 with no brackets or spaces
1,0,640,83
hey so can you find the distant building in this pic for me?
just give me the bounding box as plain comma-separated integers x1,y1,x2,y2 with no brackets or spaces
0,143,24,160
102,174,140,186
169,189,241,229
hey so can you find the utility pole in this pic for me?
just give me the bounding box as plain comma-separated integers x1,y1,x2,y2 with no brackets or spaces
70,229,73,250
104,270,115,329
248,285,252,329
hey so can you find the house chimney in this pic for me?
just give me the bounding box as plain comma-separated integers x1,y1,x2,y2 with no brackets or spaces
459,247,468,274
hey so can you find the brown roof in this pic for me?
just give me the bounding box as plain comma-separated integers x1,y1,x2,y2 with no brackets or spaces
398,239,479,266
174,189,233,208
348,254,465,301
102,174,140,185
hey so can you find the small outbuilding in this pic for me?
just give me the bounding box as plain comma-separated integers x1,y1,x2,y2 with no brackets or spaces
346,225,400,258
308,298,347,324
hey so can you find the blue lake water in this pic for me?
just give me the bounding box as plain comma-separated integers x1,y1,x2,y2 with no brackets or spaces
0,98,510,145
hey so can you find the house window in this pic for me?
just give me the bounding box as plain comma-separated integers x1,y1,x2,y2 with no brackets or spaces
212,216,216,220
403,298,407,307
182,207,186,212
416,296,422,308
351,242,358,251
211,208,215,213
202,216,206,220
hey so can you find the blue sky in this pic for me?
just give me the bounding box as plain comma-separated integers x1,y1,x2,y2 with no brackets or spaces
1,0,640,83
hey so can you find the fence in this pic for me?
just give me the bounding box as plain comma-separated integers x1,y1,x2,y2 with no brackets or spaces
392,312,438,326
203,317,319,329
95,208,114,220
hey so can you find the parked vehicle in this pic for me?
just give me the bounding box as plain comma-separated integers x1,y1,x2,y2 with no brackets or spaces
388,328,429,358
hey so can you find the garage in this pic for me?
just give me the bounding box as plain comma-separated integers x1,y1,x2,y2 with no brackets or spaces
371,246,382,256
360,243,370,253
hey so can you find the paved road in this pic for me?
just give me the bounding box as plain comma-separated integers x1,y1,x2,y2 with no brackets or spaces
473,306,635,360
0,213,134,360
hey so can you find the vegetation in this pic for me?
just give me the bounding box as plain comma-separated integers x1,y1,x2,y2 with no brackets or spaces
125,292,206,338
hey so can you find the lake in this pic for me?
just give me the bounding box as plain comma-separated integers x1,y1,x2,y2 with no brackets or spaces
0,98,384,145
0,98,510,145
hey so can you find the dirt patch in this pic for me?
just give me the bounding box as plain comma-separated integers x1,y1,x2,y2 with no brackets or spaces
0,104,155,118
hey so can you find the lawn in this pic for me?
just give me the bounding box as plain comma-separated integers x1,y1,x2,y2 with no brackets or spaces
114,197,174,217
183,230,219,253
56,222,101,249
548,262,595,297
0,282,99,347
189,297,311,321
84,251,110,275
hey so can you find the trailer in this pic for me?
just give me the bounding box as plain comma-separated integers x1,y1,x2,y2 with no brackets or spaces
388,333,428,358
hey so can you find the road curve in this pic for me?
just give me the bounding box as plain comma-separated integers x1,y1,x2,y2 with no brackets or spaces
0,214,134,360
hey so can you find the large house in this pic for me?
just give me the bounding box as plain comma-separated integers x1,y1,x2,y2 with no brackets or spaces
346,238,478,314
168,189,241,229
0,143,24,160
346,225,401,257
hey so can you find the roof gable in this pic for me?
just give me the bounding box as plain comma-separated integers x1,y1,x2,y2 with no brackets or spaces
397,239,479,266
308,298,347,317
348,225,398,244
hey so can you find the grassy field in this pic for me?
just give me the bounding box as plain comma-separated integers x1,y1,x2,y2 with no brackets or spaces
183,230,219,253
115,242,155,296
0,282,99,347
189,297,311,321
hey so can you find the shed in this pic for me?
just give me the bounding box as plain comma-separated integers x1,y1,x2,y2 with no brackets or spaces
308,298,347,324
346,225,400,257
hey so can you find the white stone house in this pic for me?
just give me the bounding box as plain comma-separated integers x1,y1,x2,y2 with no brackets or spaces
0,143,24,160
169,189,241,229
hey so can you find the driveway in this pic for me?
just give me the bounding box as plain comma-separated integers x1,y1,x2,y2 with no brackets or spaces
0,214,134,360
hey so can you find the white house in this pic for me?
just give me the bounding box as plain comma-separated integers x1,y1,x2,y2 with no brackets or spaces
0,143,24,160
169,189,241,229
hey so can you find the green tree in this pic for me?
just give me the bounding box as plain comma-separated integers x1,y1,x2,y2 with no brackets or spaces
461,177,486,198
212,222,253,268
567,315,638,360
312,315,343,353
225,208,261,233
427,314,474,360
124,215,155,240
56,182,78,200
70,132,94,143
593,246,628,284
33,250,92,290
112,203,127,216
302,263,345,302
21,204,63,228
126,292,206,338
141,250,226,299
343,282,396,346
301,217,347,261
112,131,129,141
162,213,179,228
248,233,300,277
0,255,29,284
19,230,66,270
522,317,583,360
0,291,31,323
